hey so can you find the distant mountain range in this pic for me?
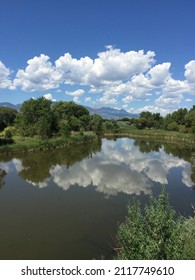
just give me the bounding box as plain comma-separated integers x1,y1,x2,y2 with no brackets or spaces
0,102,22,110
0,102,139,119
86,106,139,119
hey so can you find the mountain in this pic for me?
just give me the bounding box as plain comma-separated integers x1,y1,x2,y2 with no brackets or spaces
0,102,139,119
0,102,22,110
86,106,139,119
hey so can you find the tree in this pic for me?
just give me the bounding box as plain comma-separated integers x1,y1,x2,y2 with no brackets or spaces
90,114,103,135
0,107,18,131
135,117,147,129
167,121,179,131
139,111,163,129
15,97,55,139
185,110,195,133
68,116,82,131
172,108,188,125
52,101,90,133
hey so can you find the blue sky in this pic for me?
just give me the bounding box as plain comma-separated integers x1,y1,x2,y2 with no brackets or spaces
0,0,194,115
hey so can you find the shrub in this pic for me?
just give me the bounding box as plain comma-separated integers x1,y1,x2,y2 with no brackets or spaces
181,216,195,259
116,187,186,259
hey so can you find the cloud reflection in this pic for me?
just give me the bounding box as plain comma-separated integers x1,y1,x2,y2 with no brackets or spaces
1,138,193,195
49,138,194,196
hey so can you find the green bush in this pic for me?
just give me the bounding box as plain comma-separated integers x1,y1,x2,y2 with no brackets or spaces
181,216,195,259
116,187,189,260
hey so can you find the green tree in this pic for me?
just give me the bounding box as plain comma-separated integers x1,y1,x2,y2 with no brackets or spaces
135,117,147,129
90,114,103,135
172,108,188,125
52,101,90,133
15,97,55,139
185,110,195,133
68,116,82,131
167,121,179,131
0,107,18,131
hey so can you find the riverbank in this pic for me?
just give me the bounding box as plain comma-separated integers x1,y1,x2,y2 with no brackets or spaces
104,128,195,146
1,128,195,154
0,133,97,154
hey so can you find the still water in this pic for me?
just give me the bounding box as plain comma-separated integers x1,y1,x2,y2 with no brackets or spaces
0,138,194,259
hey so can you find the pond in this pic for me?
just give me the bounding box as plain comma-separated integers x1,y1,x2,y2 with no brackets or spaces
0,138,194,259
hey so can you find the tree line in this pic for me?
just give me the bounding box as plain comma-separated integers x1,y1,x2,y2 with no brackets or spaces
0,98,103,139
0,98,194,141
115,106,195,133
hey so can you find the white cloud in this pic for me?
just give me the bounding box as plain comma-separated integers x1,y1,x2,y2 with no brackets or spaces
13,47,155,92
65,89,85,96
3,47,195,113
184,60,195,92
122,95,133,103
73,96,80,103
98,94,117,105
89,48,155,86
85,97,92,102
185,98,192,102
147,62,171,86
13,54,60,91
135,105,172,116
0,61,12,89
185,60,195,83
43,93,56,101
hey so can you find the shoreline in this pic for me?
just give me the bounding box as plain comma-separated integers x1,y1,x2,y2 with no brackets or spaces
0,134,97,155
0,129,195,155
103,129,195,146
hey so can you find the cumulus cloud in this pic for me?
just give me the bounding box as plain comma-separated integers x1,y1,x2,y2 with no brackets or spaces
98,94,117,105
0,61,12,89
89,48,155,85
43,93,56,101
185,60,195,83
147,62,171,86
65,89,85,96
72,96,81,103
12,47,155,92
13,54,60,91
2,46,194,113
85,97,92,103
184,60,195,92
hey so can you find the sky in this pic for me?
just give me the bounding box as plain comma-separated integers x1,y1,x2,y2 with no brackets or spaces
0,0,195,115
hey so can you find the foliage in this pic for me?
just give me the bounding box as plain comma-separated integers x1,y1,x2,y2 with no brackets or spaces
0,107,18,131
52,101,90,133
103,120,120,132
15,97,55,139
181,216,195,259
90,114,103,135
116,187,187,260
105,107,195,135
4,128,13,139
167,121,178,131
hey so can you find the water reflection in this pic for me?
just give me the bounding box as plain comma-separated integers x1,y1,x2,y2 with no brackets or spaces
0,169,7,188
0,138,194,195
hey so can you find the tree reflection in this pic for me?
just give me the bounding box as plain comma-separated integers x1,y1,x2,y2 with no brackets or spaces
18,140,102,183
134,140,162,153
0,169,7,189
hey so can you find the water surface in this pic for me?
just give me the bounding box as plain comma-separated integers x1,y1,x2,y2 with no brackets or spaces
0,138,194,259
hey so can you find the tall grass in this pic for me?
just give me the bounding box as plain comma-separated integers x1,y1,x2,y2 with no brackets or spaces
0,134,96,154
104,128,195,143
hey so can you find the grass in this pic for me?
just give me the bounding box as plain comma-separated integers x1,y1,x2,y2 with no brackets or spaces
103,127,195,144
0,133,96,154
